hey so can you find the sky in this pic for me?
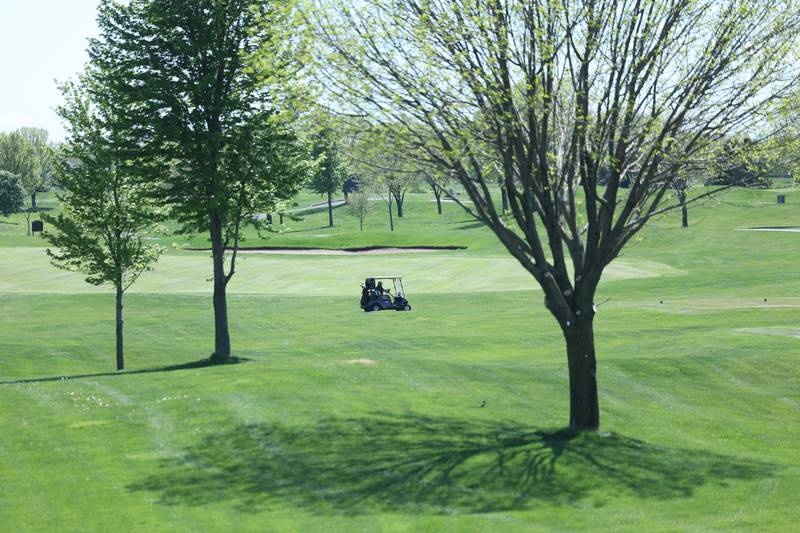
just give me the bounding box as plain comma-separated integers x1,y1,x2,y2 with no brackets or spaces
0,0,100,142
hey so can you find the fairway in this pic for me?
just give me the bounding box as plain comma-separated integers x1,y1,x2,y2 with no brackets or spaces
2,188,800,531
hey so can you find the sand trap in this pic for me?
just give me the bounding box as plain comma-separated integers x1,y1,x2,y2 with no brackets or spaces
343,359,378,366
736,227,800,233
210,246,466,256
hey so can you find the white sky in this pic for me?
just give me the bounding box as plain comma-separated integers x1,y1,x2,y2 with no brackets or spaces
0,0,100,142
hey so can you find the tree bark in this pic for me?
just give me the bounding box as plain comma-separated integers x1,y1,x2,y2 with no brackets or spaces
327,190,334,227
395,195,404,218
31,192,37,210
681,205,688,228
501,187,508,213
210,216,231,360
115,285,124,371
564,320,600,430
388,196,395,231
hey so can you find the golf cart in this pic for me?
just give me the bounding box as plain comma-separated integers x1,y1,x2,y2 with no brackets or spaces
360,277,412,312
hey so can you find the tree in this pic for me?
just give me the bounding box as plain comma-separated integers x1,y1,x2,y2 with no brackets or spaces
18,127,55,209
44,81,163,371
310,128,347,227
313,0,800,429
425,171,451,215
89,0,311,361
708,138,770,188
0,131,41,235
0,171,25,218
347,191,372,231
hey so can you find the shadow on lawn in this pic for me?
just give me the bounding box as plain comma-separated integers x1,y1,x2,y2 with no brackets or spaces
0,357,249,385
128,413,776,514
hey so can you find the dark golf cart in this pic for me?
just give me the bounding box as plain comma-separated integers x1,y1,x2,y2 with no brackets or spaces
360,277,412,312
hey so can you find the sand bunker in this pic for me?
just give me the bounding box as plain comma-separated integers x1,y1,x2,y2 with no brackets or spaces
343,359,378,366
736,227,800,233
212,246,466,256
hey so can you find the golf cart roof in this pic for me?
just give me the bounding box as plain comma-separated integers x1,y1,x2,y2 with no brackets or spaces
371,276,402,280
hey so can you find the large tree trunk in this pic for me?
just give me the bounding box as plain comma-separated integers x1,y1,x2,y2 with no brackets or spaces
115,285,124,371
501,187,508,213
327,191,334,227
210,216,231,360
31,192,37,210
564,319,600,430
395,194,404,218
681,205,688,228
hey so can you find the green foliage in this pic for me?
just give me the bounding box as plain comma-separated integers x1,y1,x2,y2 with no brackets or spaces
0,130,40,197
90,0,311,237
0,171,24,217
309,128,347,196
43,82,163,291
18,127,55,191
708,138,771,188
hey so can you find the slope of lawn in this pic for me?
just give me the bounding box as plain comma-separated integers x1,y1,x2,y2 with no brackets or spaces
1,185,799,531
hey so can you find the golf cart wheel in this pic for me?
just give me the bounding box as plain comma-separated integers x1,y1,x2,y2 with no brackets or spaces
372,304,381,312
404,304,412,311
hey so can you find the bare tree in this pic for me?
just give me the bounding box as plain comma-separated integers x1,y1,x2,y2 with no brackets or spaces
312,0,800,429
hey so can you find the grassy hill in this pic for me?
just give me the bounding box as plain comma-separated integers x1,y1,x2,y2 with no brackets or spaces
1,185,799,531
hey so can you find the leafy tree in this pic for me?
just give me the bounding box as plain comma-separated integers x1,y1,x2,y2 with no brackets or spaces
0,171,25,218
708,138,770,188
313,0,800,429
0,131,41,235
44,81,163,371
18,127,55,208
309,129,347,227
89,0,311,361
346,191,372,231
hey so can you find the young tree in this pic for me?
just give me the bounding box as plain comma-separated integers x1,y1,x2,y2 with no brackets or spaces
44,82,163,371
18,127,54,209
0,171,25,218
310,129,347,227
0,131,41,235
347,191,372,231
89,0,311,361
313,0,800,429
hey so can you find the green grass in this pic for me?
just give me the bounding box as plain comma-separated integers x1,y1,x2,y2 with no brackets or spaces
1,186,799,531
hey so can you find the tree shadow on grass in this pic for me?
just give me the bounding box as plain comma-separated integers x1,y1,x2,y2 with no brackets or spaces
128,413,777,515
0,357,249,385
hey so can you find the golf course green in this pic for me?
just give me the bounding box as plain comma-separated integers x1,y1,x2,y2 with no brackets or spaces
1,186,799,531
